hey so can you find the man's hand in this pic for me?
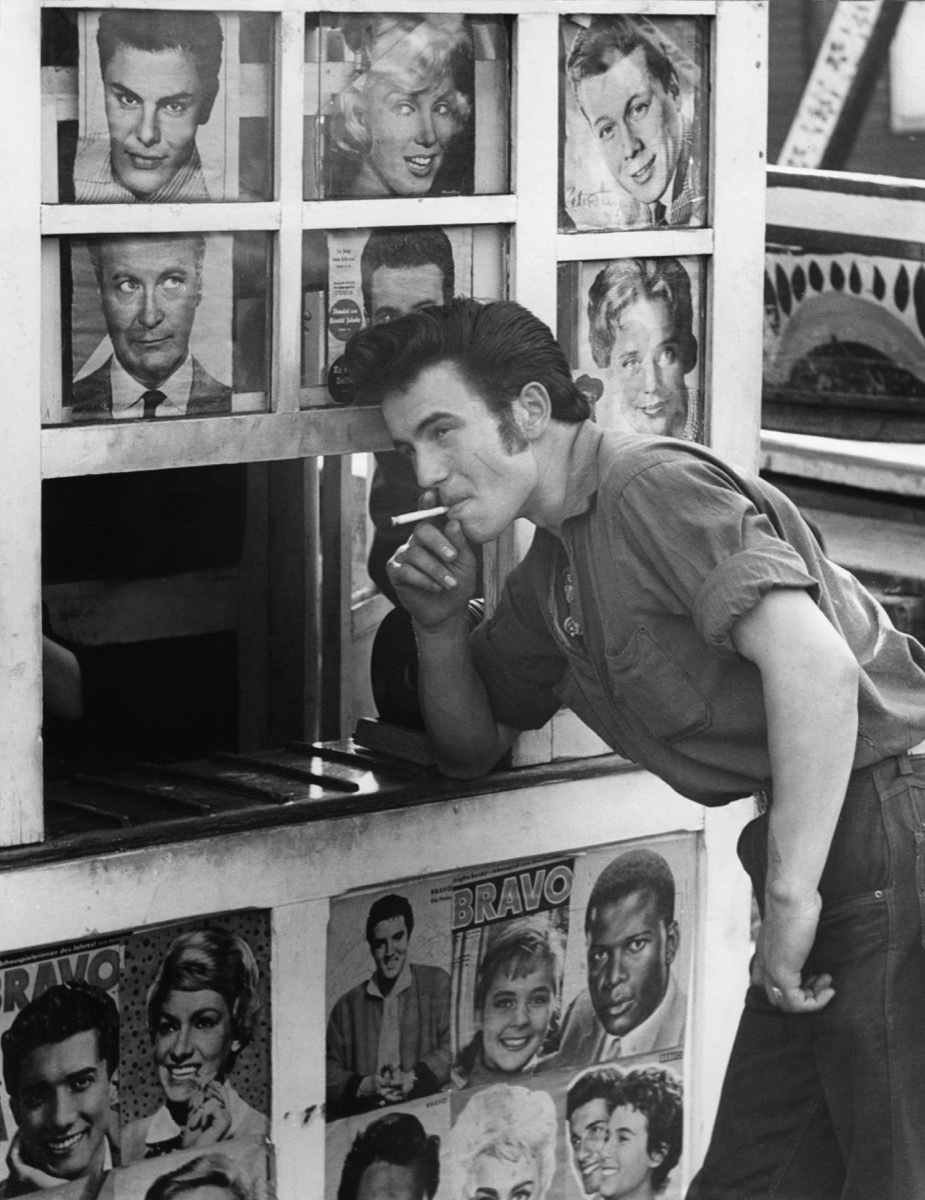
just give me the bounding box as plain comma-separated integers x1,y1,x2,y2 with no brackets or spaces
388,516,477,629
751,888,834,1013
357,1070,402,1105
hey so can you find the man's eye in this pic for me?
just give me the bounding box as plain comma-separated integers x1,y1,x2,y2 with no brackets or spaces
588,949,608,968
116,280,140,295
162,100,191,116
626,936,650,954
71,1073,95,1093
628,101,650,120
598,123,615,141
115,92,141,109
658,345,678,365
161,276,185,292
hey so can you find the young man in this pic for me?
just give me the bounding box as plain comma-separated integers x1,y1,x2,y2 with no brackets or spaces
0,981,119,1198
325,894,451,1121
566,17,704,229
343,297,925,1199
588,258,699,440
553,850,685,1068
74,11,223,203
566,1067,624,1200
72,234,231,421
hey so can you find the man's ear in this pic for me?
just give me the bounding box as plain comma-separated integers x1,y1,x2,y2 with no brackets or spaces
665,919,680,966
513,381,552,440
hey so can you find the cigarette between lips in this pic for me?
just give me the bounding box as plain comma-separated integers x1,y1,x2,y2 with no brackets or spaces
390,505,449,527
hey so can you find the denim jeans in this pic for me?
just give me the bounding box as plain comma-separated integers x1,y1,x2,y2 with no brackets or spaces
687,752,925,1200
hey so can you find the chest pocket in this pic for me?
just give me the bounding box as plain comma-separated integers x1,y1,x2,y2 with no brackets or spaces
604,626,711,743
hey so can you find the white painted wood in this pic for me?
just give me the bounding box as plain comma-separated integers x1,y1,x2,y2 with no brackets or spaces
509,12,559,331
557,228,715,261
767,173,925,240
0,0,43,844
272,900,328,1200
761,429,925,497
0,770,703,947
708,0,768,471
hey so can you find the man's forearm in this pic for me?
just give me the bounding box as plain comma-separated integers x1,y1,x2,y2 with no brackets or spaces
415,616,514,778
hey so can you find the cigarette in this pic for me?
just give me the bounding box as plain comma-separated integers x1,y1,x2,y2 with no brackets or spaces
390,505,449,527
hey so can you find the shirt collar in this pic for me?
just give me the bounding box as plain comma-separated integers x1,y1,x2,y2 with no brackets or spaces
600,973,680,1060
559,421,610,523
366,960,413,1001
110,352,194,418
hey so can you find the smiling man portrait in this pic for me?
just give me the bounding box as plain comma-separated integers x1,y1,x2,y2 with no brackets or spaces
0,981,119,1199
72,233,231,422
74,10,224,203
325,893,451,1121
566,16,704,229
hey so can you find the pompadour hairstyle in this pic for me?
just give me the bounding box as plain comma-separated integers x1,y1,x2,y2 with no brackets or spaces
337,1112,440,1200
1,981,119,1100
611,1067,683,1194
144,1153,252,1200
565,1065,624,1122
366,894,414,946
360,227,455,317
585,849,676,934
145,926,261,1067
588,257,697,374
97,11,223,121
566,15,679,104
343,298,591,424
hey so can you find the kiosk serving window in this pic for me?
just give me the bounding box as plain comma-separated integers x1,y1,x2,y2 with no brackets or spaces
1,0,767,847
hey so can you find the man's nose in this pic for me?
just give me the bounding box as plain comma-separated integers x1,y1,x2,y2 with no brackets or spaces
621,121,643,160
413,446,447,490
50,1088,78,1129
606,951,628,986
134,104,162,148
140,287,164,328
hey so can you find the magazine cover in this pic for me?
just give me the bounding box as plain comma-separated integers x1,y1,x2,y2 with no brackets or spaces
559,15,708,234
118,913,271,1171
305,13,508,200
64,232,234,424
74,11,240,204
558,256,706,443
0,937,123,1199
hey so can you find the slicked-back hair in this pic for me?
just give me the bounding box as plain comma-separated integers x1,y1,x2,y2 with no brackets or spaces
97,11,223,100
144,1153,252,1200
566,15,678,103
611,1068,683,1194
366,894,414,946
2,981,119,1101
585,849,676,935
343,298,591,424
360,227,455,318
588,257,697,374
337,1113,440,1200
565,1065,624,1122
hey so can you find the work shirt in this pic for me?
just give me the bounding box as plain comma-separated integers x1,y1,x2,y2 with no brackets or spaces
471,423,925,805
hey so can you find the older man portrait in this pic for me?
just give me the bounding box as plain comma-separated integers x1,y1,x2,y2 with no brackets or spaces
74,10,224,203
72,233,231,422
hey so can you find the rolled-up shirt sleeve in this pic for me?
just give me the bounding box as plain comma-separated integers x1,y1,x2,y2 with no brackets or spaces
614,457,821,655
470,548,566,731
